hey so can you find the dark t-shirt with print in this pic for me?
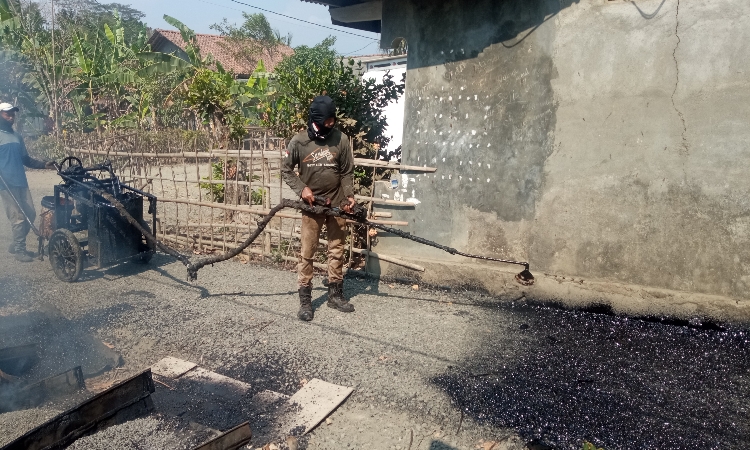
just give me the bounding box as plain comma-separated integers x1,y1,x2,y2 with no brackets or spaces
281,129,354,207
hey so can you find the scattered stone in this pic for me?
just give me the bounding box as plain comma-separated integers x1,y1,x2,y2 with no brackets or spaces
0,407,61,446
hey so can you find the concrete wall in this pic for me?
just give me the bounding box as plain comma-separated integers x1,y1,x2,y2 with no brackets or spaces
372,0,750,317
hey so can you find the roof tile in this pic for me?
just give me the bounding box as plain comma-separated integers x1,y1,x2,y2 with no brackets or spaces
150,29,294,75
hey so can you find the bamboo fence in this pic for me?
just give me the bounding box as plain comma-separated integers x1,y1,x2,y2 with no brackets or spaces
63,129,432,274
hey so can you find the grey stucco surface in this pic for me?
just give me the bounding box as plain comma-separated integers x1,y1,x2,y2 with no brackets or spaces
373,0,750,309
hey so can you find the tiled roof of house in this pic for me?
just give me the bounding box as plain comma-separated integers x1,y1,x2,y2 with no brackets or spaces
149,29,294,76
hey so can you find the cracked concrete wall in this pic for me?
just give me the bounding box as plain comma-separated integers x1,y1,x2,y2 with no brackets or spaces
373,0,750,305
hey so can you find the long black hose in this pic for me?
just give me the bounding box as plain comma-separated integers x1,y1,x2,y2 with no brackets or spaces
97,189,535,285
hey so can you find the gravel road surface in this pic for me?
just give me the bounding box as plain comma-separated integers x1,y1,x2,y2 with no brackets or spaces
0,171,747,450
0,171,524,450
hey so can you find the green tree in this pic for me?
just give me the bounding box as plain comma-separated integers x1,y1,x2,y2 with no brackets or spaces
56,0,148,47
210,12,291,71
261,36,404,152
0,0,65,129
166,16,273,141
0,0,167,132
0,52,45,122
64,12,191,131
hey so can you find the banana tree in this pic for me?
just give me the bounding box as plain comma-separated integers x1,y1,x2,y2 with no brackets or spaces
0,0,67,130
65,12,191,131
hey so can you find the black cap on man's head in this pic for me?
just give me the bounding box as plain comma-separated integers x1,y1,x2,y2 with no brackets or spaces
309,96,337,126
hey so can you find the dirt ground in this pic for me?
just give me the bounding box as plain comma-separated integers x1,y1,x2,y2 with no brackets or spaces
0,170,526,449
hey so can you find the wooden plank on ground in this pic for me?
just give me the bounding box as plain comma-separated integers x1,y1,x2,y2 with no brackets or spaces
192,422,252,450
181,367,251,398
151,356,197,379
282,378,353,434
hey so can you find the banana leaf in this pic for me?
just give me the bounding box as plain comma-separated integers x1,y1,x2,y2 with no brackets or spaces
136,52,192,77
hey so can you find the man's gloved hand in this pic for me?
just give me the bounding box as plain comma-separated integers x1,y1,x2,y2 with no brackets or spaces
342,196,356,214
301,186,315,206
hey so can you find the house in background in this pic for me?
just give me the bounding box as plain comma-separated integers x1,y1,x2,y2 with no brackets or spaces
350,53,406,75
352,53,407,160
147,29,293,78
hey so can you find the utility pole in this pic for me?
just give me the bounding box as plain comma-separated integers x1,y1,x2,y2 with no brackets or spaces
50,0,57,136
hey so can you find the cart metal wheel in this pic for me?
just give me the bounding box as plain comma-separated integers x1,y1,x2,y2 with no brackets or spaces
48,229,83,282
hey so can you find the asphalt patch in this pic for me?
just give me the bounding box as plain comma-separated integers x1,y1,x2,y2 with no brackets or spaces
433,303,750,449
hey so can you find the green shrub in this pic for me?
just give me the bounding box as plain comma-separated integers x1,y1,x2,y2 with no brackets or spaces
199,160,265,205
271,239,291,263
200,160,227,202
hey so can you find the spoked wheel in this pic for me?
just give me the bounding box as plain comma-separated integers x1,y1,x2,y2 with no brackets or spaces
58,156,83,172
48,229,83,282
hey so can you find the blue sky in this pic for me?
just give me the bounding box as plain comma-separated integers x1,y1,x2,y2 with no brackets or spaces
124,0,383,56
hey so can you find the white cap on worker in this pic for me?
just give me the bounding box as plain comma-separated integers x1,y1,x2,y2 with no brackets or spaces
0,103,19,112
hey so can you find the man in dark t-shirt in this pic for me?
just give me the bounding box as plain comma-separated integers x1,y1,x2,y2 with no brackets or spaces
281,96,357,321
0,103,55,262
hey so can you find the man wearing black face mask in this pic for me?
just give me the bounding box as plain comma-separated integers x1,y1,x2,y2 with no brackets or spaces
0,103,56,262
281,96,357,321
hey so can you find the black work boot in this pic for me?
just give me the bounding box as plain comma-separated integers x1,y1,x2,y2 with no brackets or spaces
327,282,354,313
298,285,314,321
14,251,33,262
13,242,33,262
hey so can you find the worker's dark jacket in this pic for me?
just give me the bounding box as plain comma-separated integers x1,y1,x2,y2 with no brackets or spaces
0,129,46,190
281,129,354,207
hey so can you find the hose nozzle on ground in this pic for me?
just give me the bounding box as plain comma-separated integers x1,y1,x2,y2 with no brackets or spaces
515,265,535,286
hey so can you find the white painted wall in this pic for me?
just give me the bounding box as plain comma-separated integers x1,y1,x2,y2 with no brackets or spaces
363,67,406,158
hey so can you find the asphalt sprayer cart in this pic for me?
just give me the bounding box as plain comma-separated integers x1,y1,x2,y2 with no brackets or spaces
37,156,156,282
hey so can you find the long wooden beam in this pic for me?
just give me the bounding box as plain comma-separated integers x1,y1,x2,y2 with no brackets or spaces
351,248,425,272
354,195,416,206
68,149,437,172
